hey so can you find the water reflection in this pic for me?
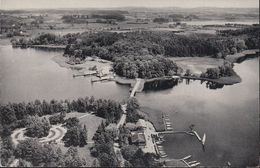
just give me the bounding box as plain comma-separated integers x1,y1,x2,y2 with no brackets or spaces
143,78,225,91
143,78,179,91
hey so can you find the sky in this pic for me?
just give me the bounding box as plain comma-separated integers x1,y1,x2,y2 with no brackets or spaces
0,0,259,9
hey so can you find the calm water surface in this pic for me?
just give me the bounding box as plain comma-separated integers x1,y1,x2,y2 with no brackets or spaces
137,58,259,167
0,45,258,167
0,46,129,103
169,20,259,26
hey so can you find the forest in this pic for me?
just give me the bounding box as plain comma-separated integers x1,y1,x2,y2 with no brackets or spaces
0,96,123,166
11,26,258,78
0,96,122,136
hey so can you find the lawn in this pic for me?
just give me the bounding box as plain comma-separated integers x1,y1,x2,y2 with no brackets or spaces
170,57,224,75
58,111,104,166
65,112,104,141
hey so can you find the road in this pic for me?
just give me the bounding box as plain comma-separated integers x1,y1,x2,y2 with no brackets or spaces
117,104,127,128
130,78,141,97
9,159,19,167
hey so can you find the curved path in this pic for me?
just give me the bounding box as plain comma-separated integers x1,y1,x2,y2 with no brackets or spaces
11,125,67,146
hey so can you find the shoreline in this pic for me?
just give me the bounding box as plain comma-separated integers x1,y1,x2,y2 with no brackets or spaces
225,49,259,63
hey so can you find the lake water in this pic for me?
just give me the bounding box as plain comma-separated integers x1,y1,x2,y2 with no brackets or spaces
137,57,259,167
168,20,259,26
0,45,258,167
0,46,129,104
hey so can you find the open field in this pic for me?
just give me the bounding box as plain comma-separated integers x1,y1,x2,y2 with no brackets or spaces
170,57,225,75
65,112,104,141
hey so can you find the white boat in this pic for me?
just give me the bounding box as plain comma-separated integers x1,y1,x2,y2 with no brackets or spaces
202,133,206,145
160,154,168,158
182,155,192,160
188,161,197,164
190,162,200,167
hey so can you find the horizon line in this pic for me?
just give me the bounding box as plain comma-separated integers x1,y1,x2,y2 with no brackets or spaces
1,6,259,10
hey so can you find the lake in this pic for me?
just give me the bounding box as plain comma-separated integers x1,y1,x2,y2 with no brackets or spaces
168,20,259,26
0,46,129,104
137,57,259,167
0,45,258,167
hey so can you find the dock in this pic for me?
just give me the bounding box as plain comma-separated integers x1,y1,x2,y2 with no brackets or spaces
91,76,114,83
162,113,173,131
73,72,97,78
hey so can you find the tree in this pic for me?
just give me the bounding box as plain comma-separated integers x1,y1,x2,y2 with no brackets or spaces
0,136,14,166
121,145,138,161
63,117,80,128
0,105,17,125
64,147,86,167
49,111,66,125
15,139,65,167
15,139,44,166
126,98,142,123
98,153,119,167
62,125,87,147
18,159,33,167
24,116,51,138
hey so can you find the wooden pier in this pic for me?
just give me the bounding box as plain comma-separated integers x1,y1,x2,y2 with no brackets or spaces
91,76,114,83
73,72,97,78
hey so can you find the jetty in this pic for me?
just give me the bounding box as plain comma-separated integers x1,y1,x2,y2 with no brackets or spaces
91,76,113,83
73,71,97,78
160,155,201,167
162,113,173,131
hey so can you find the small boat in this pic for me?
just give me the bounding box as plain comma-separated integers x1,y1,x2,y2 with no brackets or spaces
182,155,192,160
156,141,162,144
202,133,206,145
160,154,168,158
190,162,200,167
192,131,202,141
188,161,197,164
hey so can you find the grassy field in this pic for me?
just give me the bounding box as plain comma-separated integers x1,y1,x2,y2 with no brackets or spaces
170,57,224,75
58,111,104,166
65,112,104,141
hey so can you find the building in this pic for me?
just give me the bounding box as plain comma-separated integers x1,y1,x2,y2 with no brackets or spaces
130,131,146,147
136,119,147,129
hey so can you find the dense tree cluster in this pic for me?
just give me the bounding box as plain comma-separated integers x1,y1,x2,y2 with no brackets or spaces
0,96,122,136
91,122,119,167
24,116,51,138
126,98,143,123
14,139,87,167
121,147,158,167
200,62,234,79
0,136,15,166
62,15,89,24
217,26,259,50
92,14,125,21
62,11,126,23
153,18,169,23
49,111,66,125
11,33,79,47
113,55,178,78
60,30,258,78
62,123,88,147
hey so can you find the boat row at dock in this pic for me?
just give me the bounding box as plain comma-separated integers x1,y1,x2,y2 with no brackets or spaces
162,113,173,131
